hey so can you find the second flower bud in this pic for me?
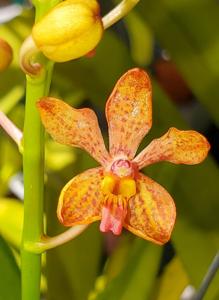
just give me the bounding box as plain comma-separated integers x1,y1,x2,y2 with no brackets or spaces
0,38,13,72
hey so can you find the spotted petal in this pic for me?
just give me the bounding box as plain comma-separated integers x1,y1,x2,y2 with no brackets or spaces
134,127,210,169
106,68,152,159
37,97,110,166
124,173,176,244
57,167,104,226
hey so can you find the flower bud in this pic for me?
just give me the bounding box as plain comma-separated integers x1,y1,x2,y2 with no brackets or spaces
32,0,103,62
0,38,13,72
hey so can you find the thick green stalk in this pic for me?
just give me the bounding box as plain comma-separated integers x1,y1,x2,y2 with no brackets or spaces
21,0,60,297
21,69,53,300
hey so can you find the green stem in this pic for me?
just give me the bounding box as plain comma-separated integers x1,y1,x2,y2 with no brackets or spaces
21,0,62,297
102,0,140,29
25,225,88,254
21,68,53,300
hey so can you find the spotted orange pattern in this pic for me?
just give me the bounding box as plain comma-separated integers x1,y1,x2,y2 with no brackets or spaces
106,68,152,159
37,98,110,167
37,68,210,244
57,167,104,226
124,173,176,244
134,127,210,169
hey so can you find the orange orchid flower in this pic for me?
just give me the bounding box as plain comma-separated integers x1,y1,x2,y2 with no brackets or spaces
37,68,210,245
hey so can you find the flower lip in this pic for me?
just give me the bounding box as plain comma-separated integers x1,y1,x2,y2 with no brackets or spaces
110,158,138,178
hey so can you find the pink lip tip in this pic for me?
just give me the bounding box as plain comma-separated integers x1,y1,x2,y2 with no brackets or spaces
100,205,125,235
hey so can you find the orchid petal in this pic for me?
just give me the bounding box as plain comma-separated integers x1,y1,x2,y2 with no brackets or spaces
134,127,210,169
106,68,152,159
37,97,110,167
124,173,176,245
57,167,104,226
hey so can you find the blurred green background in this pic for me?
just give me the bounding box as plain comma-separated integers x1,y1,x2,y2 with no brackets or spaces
0,0,219,299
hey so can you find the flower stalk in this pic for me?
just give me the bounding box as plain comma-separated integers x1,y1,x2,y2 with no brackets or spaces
0,38,13,71
25,225,88,254
102,0,140,29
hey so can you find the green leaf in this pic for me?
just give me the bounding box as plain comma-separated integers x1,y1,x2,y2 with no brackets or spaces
0,137,21,196
0,105,23,196
0,85,24,114
0,199,23,248
154,257,189,300
45,140,76,171
94,239,162,300
0,235,21,300
173,219,219,300
124,11,153,66
137,0,219,125
104,235,134,281
46,224,103,300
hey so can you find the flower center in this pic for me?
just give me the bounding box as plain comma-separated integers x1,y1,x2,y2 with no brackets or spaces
111,159,134,178
100,159,138,235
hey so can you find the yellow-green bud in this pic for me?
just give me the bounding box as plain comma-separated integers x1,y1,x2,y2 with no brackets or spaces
0,38,13,72
32,0,103,62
